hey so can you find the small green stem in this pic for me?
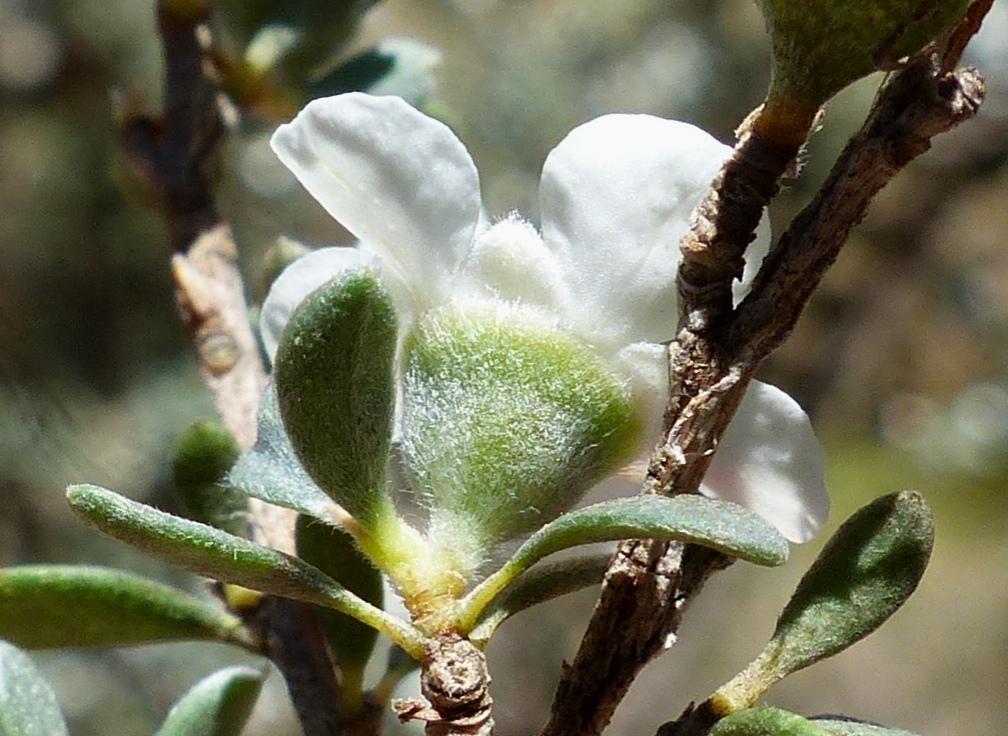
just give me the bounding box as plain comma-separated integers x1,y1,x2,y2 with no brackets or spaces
454,557,526,635
322,584,428,661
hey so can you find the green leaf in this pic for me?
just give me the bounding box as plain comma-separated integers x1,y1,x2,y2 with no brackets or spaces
154,666,263,736
66,484,427,660
811,717,920,736
710,708,831,736
771,491,933,671
228,384,348,526
172,421,247,536
295,516,382,690
0,565,252,650
709,492,933,713
456,495,789,632
0,640,70,736
469,553,609,647
274,269,398,529
213,0,377,58
311,38,440,106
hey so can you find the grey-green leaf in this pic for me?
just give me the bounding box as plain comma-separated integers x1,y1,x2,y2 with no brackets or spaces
66,483,426,659
709,492,934,713
274,269,397,528
469,553,609,647
812,717,920,736
295,516,383,678
0,640,70,736
172,421,247,536
0,565,251,650
770,491,933,673
457,495,788,632
710,708,831,736
154,666,263,736
228,384,347,525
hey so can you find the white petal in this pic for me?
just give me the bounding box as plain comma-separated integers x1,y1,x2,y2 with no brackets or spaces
612,341,668,451
540,114,729,348
259,246,373,361
456,215,568,312
701,381,828,543
271,93,482,308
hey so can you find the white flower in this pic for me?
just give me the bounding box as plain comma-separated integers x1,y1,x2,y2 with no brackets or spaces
262,92,828,543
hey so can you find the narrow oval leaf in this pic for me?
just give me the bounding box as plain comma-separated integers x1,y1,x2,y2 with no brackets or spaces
811,717,920,736
228,384,349,526
66,484,426,660
172,421,247,536
469,553,609,647
0,565,251,650
770,491,933,673
710,708,831,736
154,666,263,736
274,269,398,528
0,640,70,736
295,516,383,680
710,492,934,713
457,495,788,632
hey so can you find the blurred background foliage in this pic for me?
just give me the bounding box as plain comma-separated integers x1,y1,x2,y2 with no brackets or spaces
1,0,1007,734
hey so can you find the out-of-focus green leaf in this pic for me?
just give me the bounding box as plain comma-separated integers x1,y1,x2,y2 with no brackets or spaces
710,707,831,736
709,492,933,713
172,421,247,536
274,269,398,530
295,516,382,690
0,565,251,650
310,38,441,106
812,717,920,736
154,666,263,736
457,495,789,632
66,483,427,659
469,553,609,647
258,236,310,298
0,640,70,736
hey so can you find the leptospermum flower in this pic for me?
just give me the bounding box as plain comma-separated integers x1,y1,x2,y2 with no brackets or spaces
249,92,828,629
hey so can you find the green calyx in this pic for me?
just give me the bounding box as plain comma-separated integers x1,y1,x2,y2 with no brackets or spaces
274,268,398,531
759,0,970,112
402,308,640,564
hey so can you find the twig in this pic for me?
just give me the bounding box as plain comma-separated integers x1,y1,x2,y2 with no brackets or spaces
393,634,495,736
118,2,353,734
541,54,984,736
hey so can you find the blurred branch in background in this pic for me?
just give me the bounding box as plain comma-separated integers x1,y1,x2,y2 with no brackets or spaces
113,3,349,734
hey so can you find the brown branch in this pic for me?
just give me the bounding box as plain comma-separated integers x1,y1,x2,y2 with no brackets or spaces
541,56,984,736
118,3,359,734
730,60,985,362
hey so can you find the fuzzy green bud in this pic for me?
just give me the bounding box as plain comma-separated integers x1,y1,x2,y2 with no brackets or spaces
401,308,639,566
756,0,970,145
